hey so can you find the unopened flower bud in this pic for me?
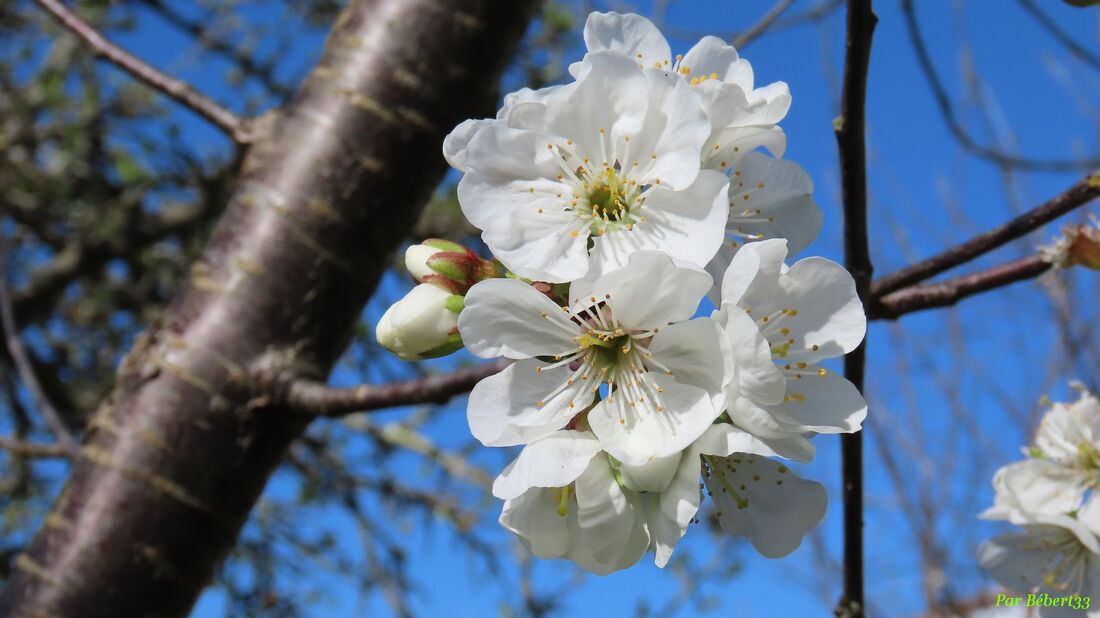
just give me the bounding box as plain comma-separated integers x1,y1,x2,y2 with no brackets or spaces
404,239,499,293
376,283,464,361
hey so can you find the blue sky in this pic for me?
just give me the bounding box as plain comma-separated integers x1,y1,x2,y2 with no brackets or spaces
32,0,1100,616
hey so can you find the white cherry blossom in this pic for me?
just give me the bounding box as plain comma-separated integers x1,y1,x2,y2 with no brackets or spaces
979,504,1100,618
458,251,730,465
494,423,795,573
982,386,1100,524
452,51,728,282
571,12,823,262
575,11,791,158
711,239,867,461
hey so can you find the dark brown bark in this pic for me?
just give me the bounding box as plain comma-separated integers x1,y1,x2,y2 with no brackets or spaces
834,1,876,617
0,1,538,616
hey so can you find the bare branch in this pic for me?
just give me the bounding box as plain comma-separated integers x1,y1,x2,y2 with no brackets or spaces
901,0,1100,172
0,436,73,460
872,171,1100,296
731,0,794,49
275,360,511,417
0,248,77,455
871,255,1051,320
32,0,252,144
834,1,876,616
1018,0,1100,73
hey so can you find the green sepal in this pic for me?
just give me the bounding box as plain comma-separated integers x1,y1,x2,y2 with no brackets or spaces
420,332,464,359
422,238,466,253
444,294,465,314
426,254,468,282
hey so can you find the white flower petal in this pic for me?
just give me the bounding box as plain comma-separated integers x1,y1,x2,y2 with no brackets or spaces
724,153,822,255
458,124,589,282
998,459,1090,520
707,457,827,558
543,51,650,160
628,68,710,189
720,238,788,308
459,278,579,359
648,317,731,411
649,451,704,568
703,124,787,163
573,251,711,329
619,451,683,494
589,375,719,466
714,306,786,406
770,370,867,434
582,11,671,70
443,118,494,172
692,423,784,459
681,36,753,91
772,257,865,363
574,455,650,567
467,360,592,447
492,431,603,500
500,488,571,559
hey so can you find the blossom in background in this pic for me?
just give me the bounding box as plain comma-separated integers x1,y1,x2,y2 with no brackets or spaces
711,239,867,461
978,505,1100,618
1039,214,1100,271
458,251,730,465
978,385,1100,615
451,51,729,282
982,385,1100,524
493,421,820,574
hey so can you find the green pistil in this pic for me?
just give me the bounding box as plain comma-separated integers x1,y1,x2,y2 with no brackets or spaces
705,456,749,510
556,487,570,517
770,342,790,358
1077,442,1100,470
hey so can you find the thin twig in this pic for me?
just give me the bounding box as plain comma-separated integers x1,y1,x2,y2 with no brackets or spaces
0,249,77,455
871,255,1050,320
32,0,252,144
278,360,511,417
731,0,795,49
834,1,876,617
872,171,1100,296
901,0,1100,172
1018,0,1100,73
0,436,74,459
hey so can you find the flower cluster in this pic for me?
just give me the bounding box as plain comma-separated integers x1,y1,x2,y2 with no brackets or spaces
377,11,866,574
978,384,1100,613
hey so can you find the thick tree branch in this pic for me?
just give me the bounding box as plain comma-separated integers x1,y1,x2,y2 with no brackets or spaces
272,360,511,417
0,249,77,455
32,0,252,144
873,171,1100,297
901,0,1100,172
835,1,875,617
0,1,538,616
871,255,1050,320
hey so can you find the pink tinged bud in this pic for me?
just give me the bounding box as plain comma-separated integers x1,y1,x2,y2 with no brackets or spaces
375,283,463,361
403,239,501,292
